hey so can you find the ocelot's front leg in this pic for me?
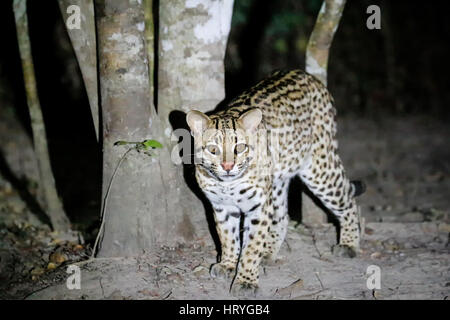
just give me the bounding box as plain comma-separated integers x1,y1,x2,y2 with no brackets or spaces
210,205,241,280
231,198,273,297
264,177,289,263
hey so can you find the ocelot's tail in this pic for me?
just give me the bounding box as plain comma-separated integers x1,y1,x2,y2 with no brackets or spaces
350,180,366,197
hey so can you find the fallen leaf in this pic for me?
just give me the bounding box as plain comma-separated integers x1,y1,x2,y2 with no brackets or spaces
370,252,382,259
47,262,57,270
373,290,382,299
73,244,84,251
192,265,209,277
49,252,67,264
31,267,45,276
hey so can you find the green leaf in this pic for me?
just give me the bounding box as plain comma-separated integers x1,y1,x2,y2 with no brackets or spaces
142,139,163,149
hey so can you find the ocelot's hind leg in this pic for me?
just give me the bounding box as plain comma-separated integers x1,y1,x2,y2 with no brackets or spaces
299,151,361,258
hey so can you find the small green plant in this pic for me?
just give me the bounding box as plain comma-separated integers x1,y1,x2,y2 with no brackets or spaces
91,139,163,258
114,139,163,156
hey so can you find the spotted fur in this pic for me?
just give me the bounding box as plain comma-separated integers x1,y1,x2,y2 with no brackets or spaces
186,70,362,296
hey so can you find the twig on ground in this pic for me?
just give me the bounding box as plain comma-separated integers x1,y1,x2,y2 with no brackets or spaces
160,289,172,300
315,272,325,290
99,278,105,298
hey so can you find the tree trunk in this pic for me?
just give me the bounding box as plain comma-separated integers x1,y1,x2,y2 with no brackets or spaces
95,0,156,257
303,0,346,226
13,0,71,232
305,0,346,86
58,0,99,141
152,0,234,243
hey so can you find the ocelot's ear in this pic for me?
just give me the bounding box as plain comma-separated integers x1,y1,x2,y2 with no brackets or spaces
186,110,211,135
238,108,262,132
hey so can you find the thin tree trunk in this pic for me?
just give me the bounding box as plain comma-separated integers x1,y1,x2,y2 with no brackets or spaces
13,0,71,231
306,0,346,86
303,0,346,226
380,0,402,113
58,0,99,141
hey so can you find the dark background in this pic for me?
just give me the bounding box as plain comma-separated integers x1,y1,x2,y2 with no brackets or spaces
0,0,449,230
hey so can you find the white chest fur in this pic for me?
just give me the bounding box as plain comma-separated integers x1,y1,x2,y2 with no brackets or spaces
201,177,264,213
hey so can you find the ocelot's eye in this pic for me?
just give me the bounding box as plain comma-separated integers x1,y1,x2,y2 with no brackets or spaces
234,143,247,154
206,144,221,156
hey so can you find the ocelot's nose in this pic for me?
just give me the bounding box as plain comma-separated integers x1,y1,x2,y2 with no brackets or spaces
221,162,235,172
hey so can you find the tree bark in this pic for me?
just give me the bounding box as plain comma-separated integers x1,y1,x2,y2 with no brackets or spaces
158,0,234,120
58,0,100,141
303,0,346,226
143,0,155,105
13,0,71,231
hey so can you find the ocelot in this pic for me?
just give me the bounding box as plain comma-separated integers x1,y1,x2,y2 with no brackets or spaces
186,69,363,296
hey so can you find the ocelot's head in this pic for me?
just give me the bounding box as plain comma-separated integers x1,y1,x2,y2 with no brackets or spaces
186,108,262,181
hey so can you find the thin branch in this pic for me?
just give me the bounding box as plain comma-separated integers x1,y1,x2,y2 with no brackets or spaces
13,0,70,231
58,0,99,141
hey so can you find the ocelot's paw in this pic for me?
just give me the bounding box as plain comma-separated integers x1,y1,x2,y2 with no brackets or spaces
210,263,235,280
230,281,258,298
332,244,357,258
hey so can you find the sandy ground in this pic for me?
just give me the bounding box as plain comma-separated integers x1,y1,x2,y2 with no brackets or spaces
0,114,449,300
19,221,450,300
